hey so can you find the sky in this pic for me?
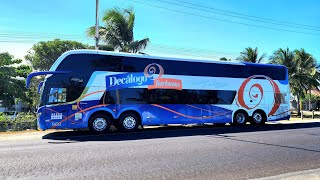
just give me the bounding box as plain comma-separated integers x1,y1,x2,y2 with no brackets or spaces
0,0,319,62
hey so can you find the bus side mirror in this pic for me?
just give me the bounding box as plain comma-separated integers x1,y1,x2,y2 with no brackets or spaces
26,71,70,88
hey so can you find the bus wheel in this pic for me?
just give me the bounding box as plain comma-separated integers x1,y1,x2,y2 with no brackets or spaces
233,110,248,126
251,110,266,125
118,113,140,132
89,114,111,134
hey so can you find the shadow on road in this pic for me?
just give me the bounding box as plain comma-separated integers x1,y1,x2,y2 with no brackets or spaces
42,122,320,143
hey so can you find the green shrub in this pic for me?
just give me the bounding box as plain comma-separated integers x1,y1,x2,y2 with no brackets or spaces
0,112,37,132
0,112,11,131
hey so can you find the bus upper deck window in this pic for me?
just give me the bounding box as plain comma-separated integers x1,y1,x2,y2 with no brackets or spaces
48,88,67,104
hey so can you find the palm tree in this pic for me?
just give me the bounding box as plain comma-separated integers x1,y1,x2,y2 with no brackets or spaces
270,48,295,73
270,48,301,112
87,8,149,53
294,49,319,110
270,48,319,113
238,47,266,63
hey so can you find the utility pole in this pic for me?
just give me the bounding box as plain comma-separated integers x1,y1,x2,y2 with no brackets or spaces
95,0,99,50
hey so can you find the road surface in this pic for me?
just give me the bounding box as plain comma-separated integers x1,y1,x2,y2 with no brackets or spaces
0,122,320,179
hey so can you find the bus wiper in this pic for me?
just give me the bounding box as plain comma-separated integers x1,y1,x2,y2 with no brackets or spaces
26,71,71,89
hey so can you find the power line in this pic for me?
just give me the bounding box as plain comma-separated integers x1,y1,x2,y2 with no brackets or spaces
0,36,90,44
0,40,37,44
130,0,320,36
0,30,91,43
0,35,86,41
174,0,320,30
147,44,239,59
154,0,320,32
146,49,225,60
0,30,85,38
151,43,239,56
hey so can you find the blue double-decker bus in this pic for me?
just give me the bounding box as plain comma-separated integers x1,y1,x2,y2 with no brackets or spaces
27,50,290,133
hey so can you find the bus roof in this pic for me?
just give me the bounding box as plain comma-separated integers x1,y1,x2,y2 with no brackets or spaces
49,49,286,71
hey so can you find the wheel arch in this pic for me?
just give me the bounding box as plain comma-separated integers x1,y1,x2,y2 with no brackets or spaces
232,109,249,123
252,109,267,121
118,110,142,125
87,109,115,125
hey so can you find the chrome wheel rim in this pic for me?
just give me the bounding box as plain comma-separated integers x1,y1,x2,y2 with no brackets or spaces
253,113,262,123
123,116,136,130
93,118,107,131
236,113,246,124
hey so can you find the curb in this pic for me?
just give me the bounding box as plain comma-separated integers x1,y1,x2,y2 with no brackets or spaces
253,168,320,180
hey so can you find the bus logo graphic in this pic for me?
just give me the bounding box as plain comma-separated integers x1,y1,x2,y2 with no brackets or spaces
144,63,164,79
107,72,154,89
237,75,280,117
106,63,182,90
148,78,182,90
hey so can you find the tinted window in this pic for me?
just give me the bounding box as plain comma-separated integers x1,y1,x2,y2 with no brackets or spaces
98,88,236,105
147,89,182,104
182,90,236,104
246,64,286,80
56,54,286,80
121,56,286,80
216,91,237,104
100,88,147,104
118,88,147,104
100,91,116,104
56,54,122,72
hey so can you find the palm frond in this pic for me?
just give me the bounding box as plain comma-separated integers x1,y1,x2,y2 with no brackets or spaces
238,47,264,63
126,38,150,53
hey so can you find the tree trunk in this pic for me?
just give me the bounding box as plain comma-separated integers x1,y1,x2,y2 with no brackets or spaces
297,93,301,116
309,89,312,110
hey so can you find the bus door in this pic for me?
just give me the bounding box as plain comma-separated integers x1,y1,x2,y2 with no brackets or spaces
44,87,69,129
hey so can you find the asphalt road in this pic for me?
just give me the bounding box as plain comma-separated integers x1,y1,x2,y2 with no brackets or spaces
0,123,320,180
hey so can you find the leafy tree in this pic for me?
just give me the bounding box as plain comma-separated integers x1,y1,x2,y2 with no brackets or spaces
88,44,114,51
294,49,319,110
269,48,295,73
87,7,150,53
0,52,32,109
269,48,300,111
25,39,89,71
270,48,319,113
238,47,266,63
219,57,228,61
99,44,115,51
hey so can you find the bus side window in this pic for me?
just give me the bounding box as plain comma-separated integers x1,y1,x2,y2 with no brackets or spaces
99,91,116,104
48,88,67,104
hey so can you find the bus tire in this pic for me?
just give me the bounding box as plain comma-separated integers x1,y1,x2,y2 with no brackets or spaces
118,112,140,132
251,110,266,125
232,110,248,126
89,114,111,134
